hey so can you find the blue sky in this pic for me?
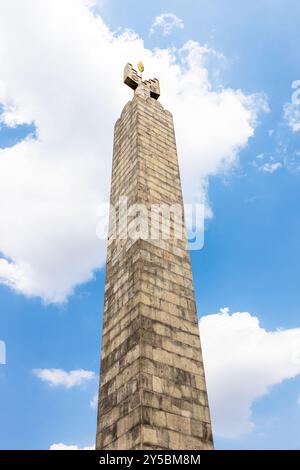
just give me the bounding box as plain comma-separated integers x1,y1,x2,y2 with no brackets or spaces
0,0,300,450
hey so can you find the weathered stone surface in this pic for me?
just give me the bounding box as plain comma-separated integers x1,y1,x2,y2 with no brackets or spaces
96,64,213,450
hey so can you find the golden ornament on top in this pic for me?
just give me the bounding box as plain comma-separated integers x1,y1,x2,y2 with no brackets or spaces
137,61,144,74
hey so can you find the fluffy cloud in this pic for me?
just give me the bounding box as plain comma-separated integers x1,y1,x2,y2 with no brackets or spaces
150,12,184,36
33,368,96,389
0,0,267,303
49,443,94,450
199,308,300,438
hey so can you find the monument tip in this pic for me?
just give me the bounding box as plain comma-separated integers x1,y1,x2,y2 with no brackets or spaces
123,63,160,100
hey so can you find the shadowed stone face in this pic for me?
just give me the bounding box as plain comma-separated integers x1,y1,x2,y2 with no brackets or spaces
96,64,213,450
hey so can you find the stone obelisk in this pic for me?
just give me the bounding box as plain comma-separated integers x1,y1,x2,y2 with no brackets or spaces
96,64,213,450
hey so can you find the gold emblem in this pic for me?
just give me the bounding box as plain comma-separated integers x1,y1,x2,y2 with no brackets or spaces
137,61,144,74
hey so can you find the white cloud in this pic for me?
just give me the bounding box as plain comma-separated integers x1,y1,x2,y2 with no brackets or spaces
90,392,98,409
49,443,94,450
260,161,282,173
33,368,96,389
0,0,267,303
150,12,184,36
199,308,300,438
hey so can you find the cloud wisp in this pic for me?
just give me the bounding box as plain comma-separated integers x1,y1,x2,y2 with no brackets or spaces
90,392,98,410
260,161,282,173
150,12,184,36
33,368,96,389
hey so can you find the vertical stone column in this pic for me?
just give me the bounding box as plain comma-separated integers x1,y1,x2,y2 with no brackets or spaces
96,65,213,450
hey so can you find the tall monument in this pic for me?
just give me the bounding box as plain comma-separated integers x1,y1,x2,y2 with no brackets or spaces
96,64,213,450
